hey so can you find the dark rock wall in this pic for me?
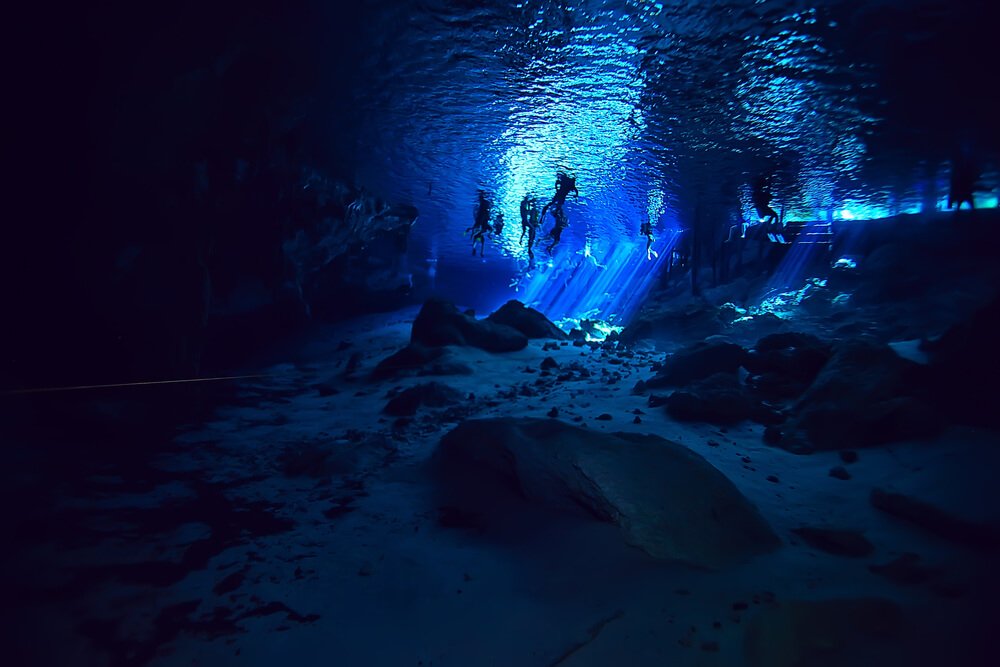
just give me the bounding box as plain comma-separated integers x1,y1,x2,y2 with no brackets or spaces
6,1,416,391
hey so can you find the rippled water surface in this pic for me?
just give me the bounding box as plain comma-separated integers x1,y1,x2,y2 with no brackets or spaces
324,0,997,317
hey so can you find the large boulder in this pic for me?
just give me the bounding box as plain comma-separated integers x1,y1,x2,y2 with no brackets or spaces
619,301,722,345
743,333,833,400
436,418,780,569
645,341,746,388
664,373,782,426
779,340,940,452
411,297,528,352
485,300,568,340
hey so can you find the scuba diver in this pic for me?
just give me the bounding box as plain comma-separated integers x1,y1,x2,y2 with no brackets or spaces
544,206,569,255
466,190,493,257
727,174,788,244
640,221,658,260
539,172,579,223
948,144,980,210
751,174,779,227
520,195,540,259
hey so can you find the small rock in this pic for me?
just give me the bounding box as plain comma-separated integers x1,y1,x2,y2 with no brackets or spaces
547,407,559,418
839,450,859,464
632,379,647,394
596,413,613,421
707,440,720,447
766,475,779,483
829,466,851,480
633,416,642,424
572,416,583,422
633,408,645,415
741,456,752,463
540,356,560,370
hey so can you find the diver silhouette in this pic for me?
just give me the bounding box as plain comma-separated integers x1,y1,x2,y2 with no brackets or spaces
725,175,788,244
539,172,579,224
520,195,540,259
467,190,492,257
948,145,980,211
640,221,658,260
751,174,779,227
544,206,569,255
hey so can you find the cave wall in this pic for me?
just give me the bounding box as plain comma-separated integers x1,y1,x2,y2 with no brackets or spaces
4,1,415,391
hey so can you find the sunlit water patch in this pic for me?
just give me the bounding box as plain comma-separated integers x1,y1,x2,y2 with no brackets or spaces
329,0,996,321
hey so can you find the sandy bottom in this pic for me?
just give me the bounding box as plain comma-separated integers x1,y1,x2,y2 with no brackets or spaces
14,306,1000,666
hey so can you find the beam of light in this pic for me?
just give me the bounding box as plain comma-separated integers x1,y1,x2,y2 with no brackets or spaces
509,229,679,324
767,221,828,293
3,373,283,396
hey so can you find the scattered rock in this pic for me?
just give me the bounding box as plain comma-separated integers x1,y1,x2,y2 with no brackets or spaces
828,465,851,480
779,340,940,452
791,527,874,557
540,356,559,371
744,598,902,667
436,418,781,568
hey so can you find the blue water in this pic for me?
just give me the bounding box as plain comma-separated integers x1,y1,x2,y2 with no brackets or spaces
320,0,997,321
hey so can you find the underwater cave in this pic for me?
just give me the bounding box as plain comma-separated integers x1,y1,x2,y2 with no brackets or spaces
5,0,1000,665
